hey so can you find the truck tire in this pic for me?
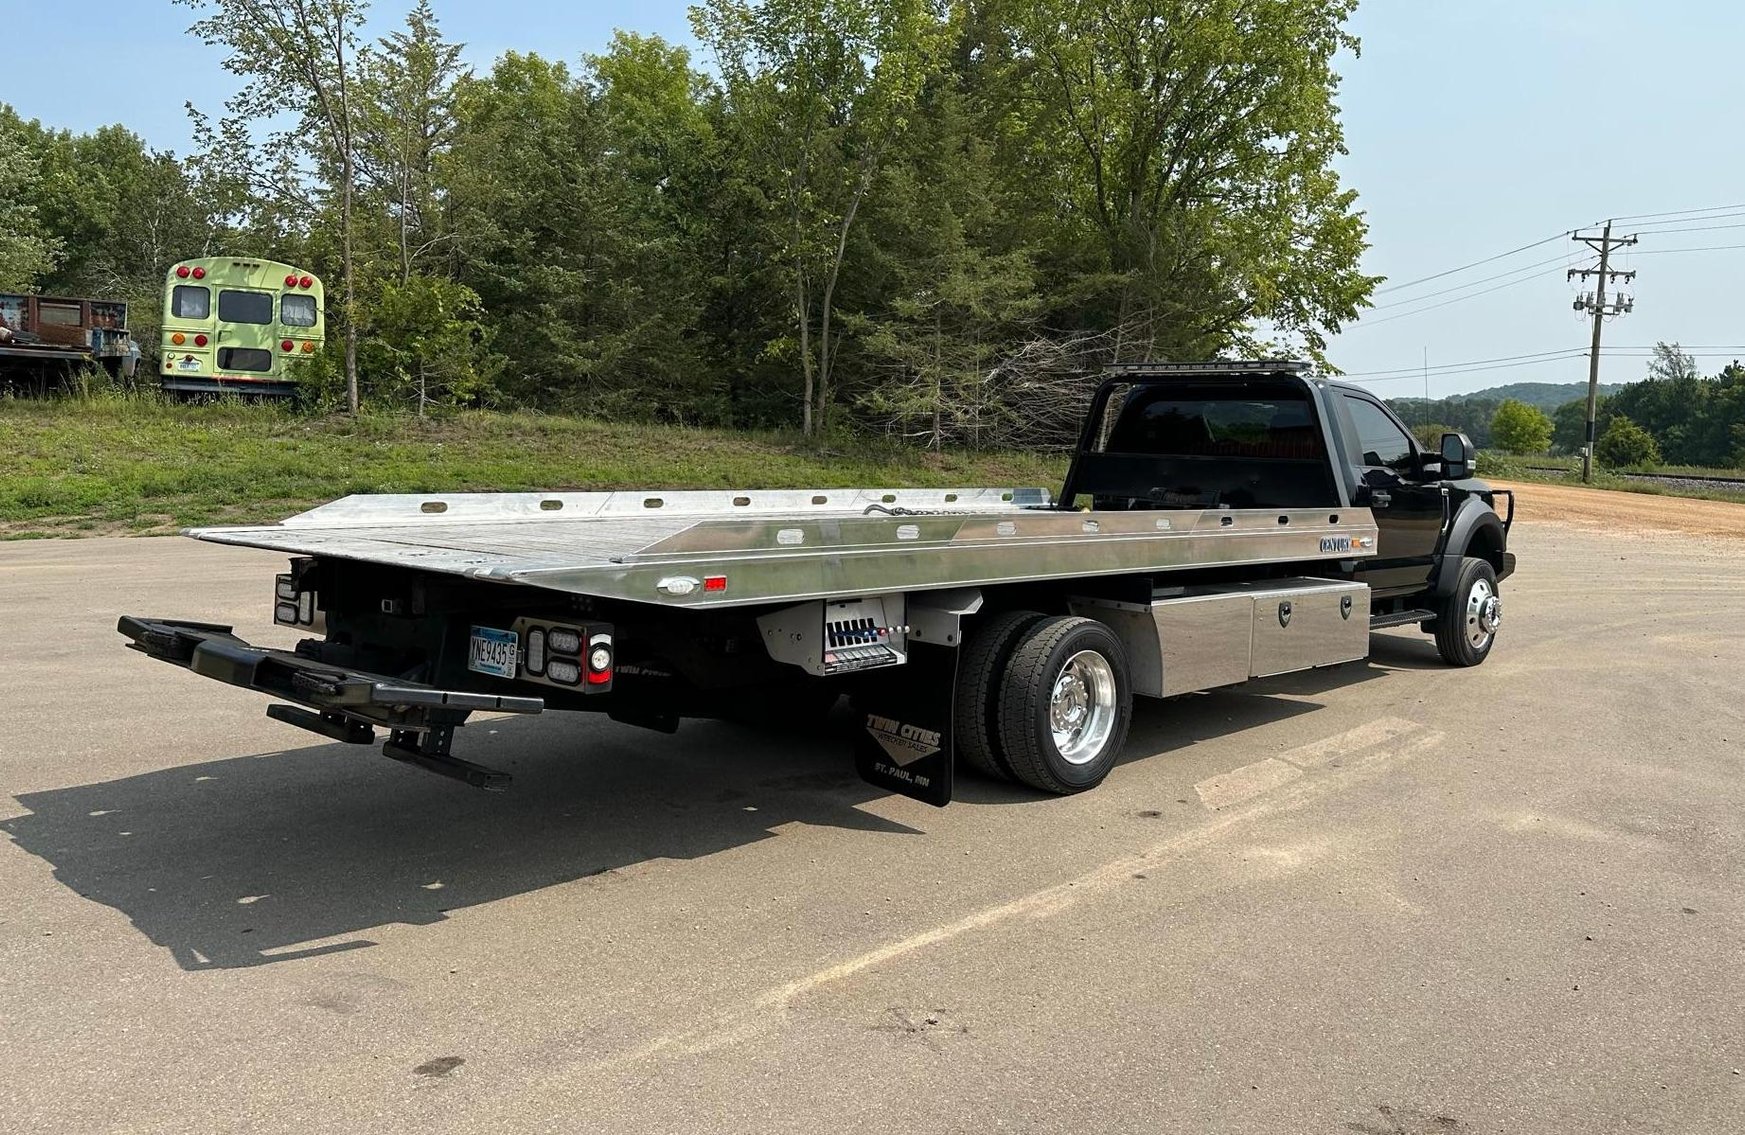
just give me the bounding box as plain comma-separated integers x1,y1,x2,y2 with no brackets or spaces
1433,556,1501,667
953,610,1045,781
996,616,1133,795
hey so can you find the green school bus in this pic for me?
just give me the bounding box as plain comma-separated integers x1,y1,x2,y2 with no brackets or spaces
160,257,325,398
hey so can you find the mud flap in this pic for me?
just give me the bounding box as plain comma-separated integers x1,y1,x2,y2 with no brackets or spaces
852,640,957,807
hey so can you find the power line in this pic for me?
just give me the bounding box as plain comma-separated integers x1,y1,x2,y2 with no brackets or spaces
1337,348,1588,378
1609,202,1745,222
1337,353,1591,385
1631,243,1745,256
1372,231,1568,296
1365,253,1571,311
1348,271,1557,329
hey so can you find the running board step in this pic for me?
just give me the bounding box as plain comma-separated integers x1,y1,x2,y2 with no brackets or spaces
1370,608,1436,630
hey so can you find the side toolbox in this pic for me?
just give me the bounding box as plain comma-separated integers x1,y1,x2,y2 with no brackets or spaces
1237,578,1369,677
1072,577,1369,697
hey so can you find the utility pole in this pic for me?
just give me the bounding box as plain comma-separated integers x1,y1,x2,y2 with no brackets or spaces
1568,221,1637,482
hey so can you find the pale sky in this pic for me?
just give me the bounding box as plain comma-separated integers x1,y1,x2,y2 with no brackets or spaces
7,1,1742,398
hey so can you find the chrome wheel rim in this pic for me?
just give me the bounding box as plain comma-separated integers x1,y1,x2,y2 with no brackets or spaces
1050,650,1117,765
1466,578,1500,650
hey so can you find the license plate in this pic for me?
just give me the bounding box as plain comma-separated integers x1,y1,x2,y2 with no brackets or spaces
468,626,519,679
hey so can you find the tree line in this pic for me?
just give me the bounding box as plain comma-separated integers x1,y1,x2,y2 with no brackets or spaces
1391,344,1745,469
0,0,1372,443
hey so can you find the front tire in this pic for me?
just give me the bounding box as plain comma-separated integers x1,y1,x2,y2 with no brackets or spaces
1434,557,1501,667
996,616,1133,795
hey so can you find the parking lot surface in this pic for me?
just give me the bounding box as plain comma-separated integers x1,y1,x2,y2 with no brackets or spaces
2,512,1742,1133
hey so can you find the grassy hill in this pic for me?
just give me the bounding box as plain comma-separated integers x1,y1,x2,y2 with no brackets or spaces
0,398,1067,538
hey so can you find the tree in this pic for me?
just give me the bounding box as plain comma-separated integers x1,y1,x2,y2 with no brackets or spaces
694,0,945,436
992,0,1375,362
1411,422,1455,449
0,112,60,289
1490,398,1552,454
1647,341,1699,383
178,0,370,413
356,0,465,285
1595,415,1661,469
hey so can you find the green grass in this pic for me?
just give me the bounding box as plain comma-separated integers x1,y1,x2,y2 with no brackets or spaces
0,396,1068,538
1479,452,1745,505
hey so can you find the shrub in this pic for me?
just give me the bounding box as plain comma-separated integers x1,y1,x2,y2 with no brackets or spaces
1595,415,1661,468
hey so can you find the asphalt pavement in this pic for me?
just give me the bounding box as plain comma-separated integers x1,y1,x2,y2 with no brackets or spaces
2,521,1742,1133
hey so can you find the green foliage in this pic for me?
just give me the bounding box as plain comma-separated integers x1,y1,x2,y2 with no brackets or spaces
1490,399,1553,454
1410,422,1455,449
357,274,495,411
8,1,1378,445
1595,415,1662,469
0,111,62,289
0,397,1065,535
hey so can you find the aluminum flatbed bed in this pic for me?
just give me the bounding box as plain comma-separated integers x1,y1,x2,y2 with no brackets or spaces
189,487,1379,608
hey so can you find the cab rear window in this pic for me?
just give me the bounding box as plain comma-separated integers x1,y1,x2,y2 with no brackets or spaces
218,290,273,324
171,286,210,319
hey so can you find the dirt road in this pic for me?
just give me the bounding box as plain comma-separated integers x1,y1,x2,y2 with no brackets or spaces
1491,477,1745,541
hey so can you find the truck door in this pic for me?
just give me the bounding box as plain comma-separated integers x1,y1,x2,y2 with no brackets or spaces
1338,392,1443,595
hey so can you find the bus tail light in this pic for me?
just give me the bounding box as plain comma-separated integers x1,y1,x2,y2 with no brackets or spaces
194,334,208,347
284,274,298,287
171,332,185,345
301,341,315,353
299,275,313,289
281,340,294,352
191,267,205,279
175,266,190,278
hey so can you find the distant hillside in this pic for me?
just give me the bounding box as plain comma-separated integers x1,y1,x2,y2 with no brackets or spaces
1447,382,1618,411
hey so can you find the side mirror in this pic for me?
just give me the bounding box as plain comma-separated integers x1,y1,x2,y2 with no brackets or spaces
1439,432,1475,479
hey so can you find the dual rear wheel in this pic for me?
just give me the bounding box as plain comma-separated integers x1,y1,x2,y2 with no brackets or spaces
955,611,1133,795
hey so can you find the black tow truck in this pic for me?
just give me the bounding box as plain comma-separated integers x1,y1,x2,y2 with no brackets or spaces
120,361,1514,806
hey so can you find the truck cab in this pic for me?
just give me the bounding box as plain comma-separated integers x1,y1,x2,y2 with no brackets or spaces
1059,360,1514,663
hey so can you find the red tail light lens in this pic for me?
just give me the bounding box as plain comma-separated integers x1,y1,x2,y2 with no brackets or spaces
299,275,313,289
281,340,294,352
191,266,205,279
285,274,298,287
176,266,190,278
193,334,208,347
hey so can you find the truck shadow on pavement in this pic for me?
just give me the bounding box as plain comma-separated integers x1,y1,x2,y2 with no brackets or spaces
4,658,1396,971
1,710,919,971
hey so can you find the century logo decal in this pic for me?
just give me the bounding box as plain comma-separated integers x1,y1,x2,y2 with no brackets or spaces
1320,535,1353,553
864,713,941,767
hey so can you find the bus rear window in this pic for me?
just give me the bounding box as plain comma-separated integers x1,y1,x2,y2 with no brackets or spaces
218,289,273,324
171,286,210,319
217,347,273,372
280,293,318,327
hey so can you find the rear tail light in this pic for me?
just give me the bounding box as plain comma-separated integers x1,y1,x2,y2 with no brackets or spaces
193,334,208,347
281,340,295,352
299,275,314,289
191,266,205,279
587,634,613,685
170,332,185,345
175,265,190,278
301,341,315,353
285,274,298,287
